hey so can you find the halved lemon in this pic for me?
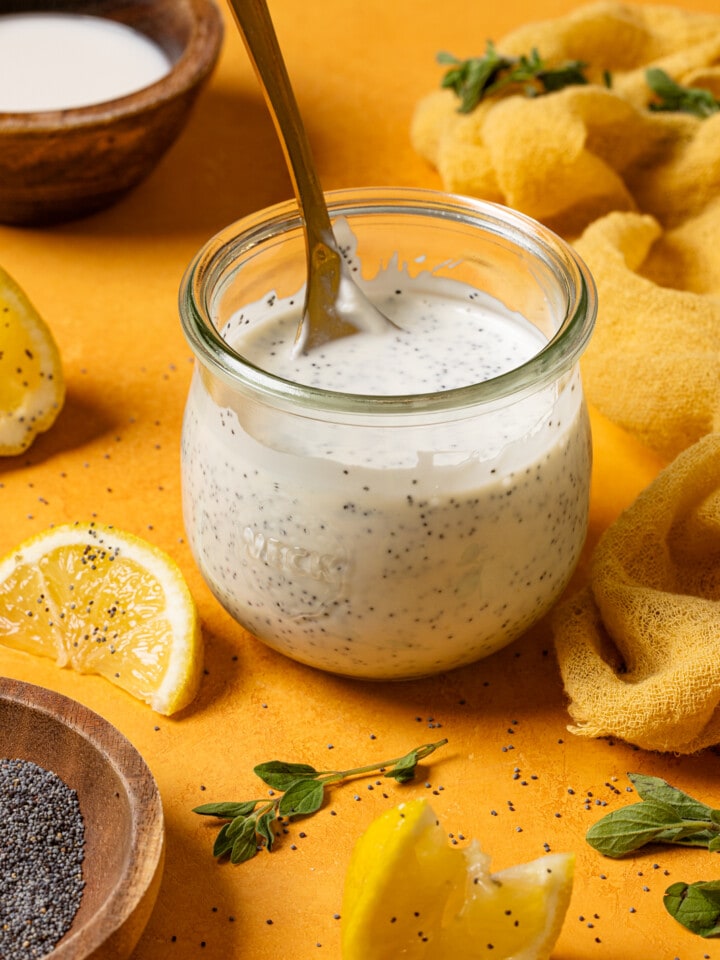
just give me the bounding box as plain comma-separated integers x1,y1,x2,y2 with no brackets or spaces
0,264,65,455
342,799,574,960
0,522,202,714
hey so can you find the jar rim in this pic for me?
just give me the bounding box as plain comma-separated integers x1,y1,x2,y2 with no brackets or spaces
179,187,597,416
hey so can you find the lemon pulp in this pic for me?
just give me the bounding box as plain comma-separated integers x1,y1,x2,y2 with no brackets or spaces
0,522,201,714
342,798,574,960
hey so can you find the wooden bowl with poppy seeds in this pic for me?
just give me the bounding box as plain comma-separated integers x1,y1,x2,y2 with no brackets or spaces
0,0,223,225
0,677,165,960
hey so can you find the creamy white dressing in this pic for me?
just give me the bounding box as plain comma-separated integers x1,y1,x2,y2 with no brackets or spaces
181,254,591,679
0,13,171,112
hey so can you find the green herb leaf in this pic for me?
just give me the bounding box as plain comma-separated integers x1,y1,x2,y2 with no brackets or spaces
278,778,325,817
438,42,590,113
226,814,251,840
587,774,720,859
536,59,588,92
664,881,720,937
230,817,259,864
385,750,422,783
212,822,235,858
254,761,319,790
438,41,511,113
646,67,720,118
628,773,716,822
256,810,276,851
586,799,684,857
193,800,258,819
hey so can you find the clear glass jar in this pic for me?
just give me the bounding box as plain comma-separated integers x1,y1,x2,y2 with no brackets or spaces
179,188,596,679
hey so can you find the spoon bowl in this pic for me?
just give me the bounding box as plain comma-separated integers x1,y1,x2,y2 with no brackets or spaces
226,0,395,352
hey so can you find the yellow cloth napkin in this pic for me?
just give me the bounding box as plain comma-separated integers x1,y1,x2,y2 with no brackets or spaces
411,1,720,236
574,208,720,461
553,433,720,754
411,0,720,460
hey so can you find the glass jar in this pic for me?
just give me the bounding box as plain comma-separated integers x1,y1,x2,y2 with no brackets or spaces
179,188,596,680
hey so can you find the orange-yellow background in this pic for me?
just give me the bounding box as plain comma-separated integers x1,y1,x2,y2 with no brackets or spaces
0,1,717,957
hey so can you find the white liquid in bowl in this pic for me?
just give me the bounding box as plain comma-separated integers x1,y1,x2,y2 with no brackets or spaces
0,13,171,112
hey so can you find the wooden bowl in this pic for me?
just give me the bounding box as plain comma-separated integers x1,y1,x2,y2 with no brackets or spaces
0,0,223,225
0,677,165,960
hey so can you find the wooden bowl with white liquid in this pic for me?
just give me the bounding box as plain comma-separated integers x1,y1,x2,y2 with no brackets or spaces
0,677,165,960
0,0,223,225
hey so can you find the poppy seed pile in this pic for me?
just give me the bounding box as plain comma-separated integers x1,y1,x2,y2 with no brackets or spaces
0,758,85,959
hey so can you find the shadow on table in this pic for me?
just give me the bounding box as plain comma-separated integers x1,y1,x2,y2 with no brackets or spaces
0,387,116,476
43,87,300,242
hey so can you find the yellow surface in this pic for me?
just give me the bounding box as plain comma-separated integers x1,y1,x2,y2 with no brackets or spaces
0,1,716,958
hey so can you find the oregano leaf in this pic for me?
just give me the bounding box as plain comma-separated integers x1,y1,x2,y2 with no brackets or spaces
278,778,325,817
212,822,235,858
257,810,276,850
226,814,252,840
230,817,259,864
254,760,319,790
628,773,715,821
586,799,684,857
193,800,258,819
664,881,720,937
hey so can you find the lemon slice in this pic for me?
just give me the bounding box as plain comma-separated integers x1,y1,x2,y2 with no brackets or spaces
342,799,574,960
0,522,202,714
0,264,65,455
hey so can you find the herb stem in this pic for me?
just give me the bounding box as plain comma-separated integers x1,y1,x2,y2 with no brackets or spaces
315,738,448,784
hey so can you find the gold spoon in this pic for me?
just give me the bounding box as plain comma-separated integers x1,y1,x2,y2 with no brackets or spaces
226,0,395,353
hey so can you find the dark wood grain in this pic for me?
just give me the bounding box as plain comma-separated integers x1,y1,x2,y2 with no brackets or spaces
0,677,165,960
0,0,223,224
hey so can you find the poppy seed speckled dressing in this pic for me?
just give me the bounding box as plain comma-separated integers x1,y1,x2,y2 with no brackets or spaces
180,190,596,678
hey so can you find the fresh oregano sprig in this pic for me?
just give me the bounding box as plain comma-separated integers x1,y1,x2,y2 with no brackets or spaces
587,773,720,938
437,41,589,113
586,772,720,858
646,67,720,118
437,46,720,120
193,738,448,864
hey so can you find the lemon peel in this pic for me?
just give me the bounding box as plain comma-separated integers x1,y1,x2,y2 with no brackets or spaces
342,798,574,960
0,264,65,455
0,522,202,714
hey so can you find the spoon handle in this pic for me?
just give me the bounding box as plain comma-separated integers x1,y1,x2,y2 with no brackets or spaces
226,0,393,351
226,0,334,248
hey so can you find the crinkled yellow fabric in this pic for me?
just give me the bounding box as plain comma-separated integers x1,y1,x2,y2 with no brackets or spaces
574,209,720,461
412,2,720,752
553,434,720,754
411,1,720,460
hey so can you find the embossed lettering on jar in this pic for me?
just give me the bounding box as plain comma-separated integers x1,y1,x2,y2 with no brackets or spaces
179,189,596,679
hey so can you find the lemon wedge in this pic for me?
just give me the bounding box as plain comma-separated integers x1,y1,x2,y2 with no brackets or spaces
0,264,64,455
0,522,202,714
342,799,574,960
